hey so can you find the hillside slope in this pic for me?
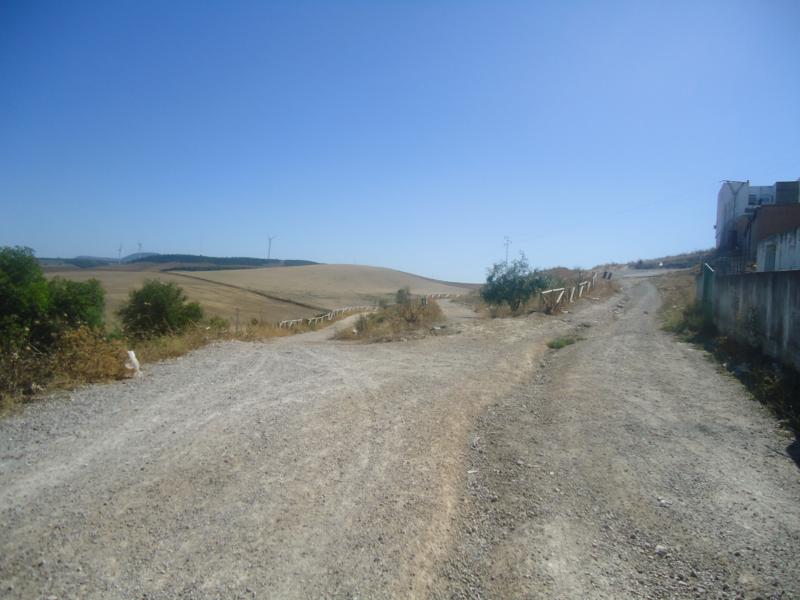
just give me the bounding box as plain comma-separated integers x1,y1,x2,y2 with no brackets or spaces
45,270,319,326
176,264,474,309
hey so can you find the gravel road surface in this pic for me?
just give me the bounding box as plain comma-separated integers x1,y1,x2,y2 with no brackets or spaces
1,279,798,599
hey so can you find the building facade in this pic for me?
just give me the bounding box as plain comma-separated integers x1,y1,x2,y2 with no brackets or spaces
716,179,800,252
757,227,800,272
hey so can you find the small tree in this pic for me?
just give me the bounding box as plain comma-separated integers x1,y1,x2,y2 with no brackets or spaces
481,253,553,312
0,246,51,347
395,286,411,305
118,280,203,338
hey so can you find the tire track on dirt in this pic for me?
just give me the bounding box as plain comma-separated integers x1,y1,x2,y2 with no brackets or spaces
434,278,800,599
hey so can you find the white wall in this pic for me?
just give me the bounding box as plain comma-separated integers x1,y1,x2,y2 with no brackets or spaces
757,227,800,271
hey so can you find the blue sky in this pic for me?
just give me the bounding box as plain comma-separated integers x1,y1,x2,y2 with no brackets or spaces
1,1,798,282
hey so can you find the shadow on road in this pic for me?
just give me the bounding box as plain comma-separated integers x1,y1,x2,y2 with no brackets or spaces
786,437,800,469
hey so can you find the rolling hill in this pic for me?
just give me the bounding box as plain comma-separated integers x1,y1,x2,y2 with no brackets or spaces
176,264,475,310
45,264,475,327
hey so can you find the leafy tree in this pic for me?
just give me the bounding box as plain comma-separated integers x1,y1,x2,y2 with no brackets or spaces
47,277,105,331
0,247,107,349
118,280,203,338
0,246,50,347
481,253,554,312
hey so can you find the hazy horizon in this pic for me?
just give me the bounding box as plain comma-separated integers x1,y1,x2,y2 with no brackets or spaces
3,1,799,281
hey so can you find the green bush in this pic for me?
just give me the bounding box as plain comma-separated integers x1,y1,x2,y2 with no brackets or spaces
481,253,554,312
0,246,109,410
0,246,105,349
547,336,579,349
118,280,204,338
0,246,51,348
47,277,105,332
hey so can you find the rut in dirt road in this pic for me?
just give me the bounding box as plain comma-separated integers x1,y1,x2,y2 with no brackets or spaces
436,278,800,599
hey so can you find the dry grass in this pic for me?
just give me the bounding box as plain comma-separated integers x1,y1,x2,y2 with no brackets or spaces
52,327,129,384
132,313,352,362
179,264,473,310
0,312,351,415
334,299,444,342
1,326,128,414
44,264,472,328
43,269,319,327
651,270,699,332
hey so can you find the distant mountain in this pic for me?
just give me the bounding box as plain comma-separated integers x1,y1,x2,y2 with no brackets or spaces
133,254,318,270
120,252,159,263
39,253,318,270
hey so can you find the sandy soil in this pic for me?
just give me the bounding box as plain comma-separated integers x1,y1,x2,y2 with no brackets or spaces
1,279,798,599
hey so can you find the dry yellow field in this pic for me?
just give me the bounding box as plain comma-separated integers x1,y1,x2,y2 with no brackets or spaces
46,264,473,327
177,264,473,310
45,270,319,326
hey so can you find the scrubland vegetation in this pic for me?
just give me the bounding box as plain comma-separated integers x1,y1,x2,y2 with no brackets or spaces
334,287,443,341
473,254,617,318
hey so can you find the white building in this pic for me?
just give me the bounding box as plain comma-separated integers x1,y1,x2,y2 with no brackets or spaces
757,227,800,272
716,180,800,250
717,181,752,249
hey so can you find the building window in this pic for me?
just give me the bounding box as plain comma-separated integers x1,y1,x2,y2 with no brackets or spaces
748,194,757,205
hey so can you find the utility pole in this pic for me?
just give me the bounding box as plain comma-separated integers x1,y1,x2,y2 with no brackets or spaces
118,244,123,263
267,235,277,260
138,242,142,254
504,236,511,266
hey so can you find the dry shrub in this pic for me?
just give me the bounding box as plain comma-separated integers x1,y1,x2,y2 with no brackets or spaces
0,345,52,413
132,316,334,362
334,299,443,341
52,326,128,384
0,310,352,414
1,327,128,414
133,329,208,363
651,271,700,333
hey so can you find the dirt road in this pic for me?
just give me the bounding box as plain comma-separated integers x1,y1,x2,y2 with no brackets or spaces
1,279,798,598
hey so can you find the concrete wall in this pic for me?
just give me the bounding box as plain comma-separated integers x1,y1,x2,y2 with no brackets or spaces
757,228,800,272
710,270,800,370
